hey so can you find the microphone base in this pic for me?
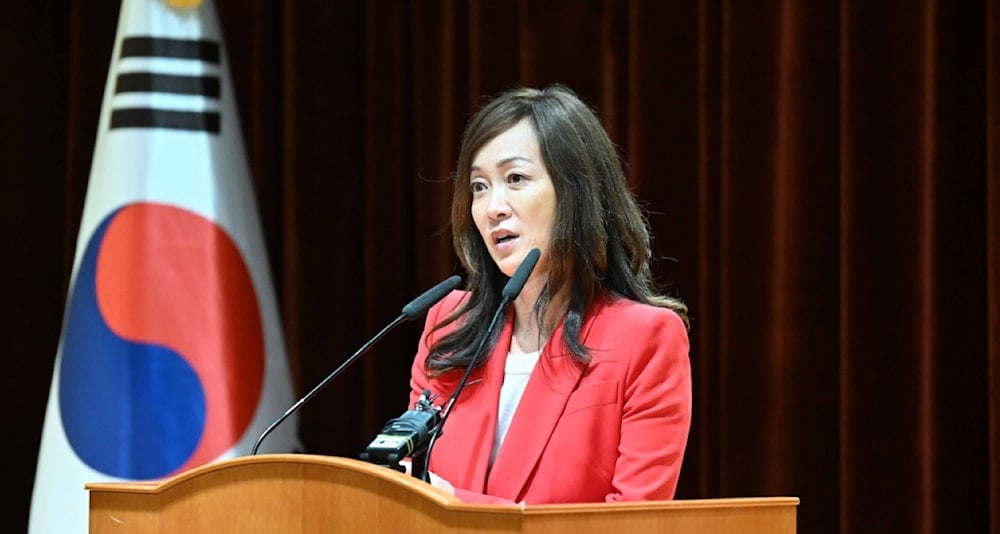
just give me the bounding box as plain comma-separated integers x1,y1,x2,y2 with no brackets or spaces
410,450,429,482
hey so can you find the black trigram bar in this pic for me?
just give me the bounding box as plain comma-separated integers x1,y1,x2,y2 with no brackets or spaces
115,72,220,97
120,36,220,63
110,108,220,133
111,36,222,133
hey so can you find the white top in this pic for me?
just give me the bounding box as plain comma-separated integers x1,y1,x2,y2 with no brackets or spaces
490,350,541,467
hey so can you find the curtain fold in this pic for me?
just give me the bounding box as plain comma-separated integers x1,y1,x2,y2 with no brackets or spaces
4,1,996,532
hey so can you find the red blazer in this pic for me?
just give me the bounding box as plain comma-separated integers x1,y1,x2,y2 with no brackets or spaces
409,290,691,505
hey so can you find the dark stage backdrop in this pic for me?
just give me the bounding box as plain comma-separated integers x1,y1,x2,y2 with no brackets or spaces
3,2,998,533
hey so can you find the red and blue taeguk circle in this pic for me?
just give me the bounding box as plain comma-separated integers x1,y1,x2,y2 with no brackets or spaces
58,202,264,479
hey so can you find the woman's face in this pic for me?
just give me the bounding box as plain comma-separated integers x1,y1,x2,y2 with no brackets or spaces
469,118,556,281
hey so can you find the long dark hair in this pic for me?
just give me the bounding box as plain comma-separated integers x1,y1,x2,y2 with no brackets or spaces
425,84,688,376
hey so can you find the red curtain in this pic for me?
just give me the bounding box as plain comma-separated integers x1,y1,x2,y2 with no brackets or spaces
4,1,997,532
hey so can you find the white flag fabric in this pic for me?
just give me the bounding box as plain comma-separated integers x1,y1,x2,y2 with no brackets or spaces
29,1,300,532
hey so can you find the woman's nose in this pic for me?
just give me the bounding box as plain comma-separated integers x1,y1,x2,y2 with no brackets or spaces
486,187,510,219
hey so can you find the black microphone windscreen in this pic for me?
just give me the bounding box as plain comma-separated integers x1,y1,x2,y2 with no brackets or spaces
502,248,540,299
401,275,463,320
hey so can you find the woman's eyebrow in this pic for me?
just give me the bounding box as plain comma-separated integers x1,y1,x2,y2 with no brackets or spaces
470,156,534,173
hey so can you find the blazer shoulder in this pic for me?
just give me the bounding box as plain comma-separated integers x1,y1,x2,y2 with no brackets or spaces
429,289,469,317
599,297,686,331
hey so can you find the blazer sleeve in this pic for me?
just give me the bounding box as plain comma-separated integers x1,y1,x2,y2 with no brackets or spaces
607,306,692,501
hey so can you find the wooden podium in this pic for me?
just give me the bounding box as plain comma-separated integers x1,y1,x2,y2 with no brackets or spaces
86,454,798,533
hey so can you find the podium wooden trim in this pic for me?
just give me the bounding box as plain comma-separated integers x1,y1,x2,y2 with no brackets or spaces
86,454,798,533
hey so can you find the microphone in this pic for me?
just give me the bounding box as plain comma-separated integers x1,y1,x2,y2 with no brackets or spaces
412,248,541,482
501,247,539,300
250,274,463,455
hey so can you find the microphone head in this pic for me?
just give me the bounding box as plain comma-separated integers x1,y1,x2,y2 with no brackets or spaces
401,275,463,320
502,248,540,300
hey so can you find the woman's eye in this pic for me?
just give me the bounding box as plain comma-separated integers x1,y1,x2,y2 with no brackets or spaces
470,181,487,193
507,173,525,184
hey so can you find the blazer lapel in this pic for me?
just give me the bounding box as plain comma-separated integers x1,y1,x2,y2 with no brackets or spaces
485,319,589,501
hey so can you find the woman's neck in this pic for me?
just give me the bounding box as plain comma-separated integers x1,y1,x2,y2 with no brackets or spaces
509,279,569,354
